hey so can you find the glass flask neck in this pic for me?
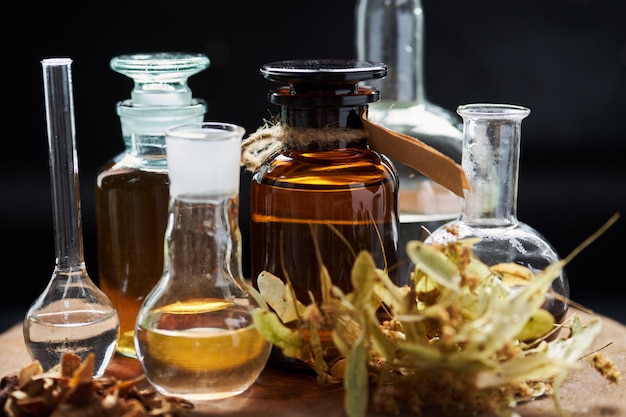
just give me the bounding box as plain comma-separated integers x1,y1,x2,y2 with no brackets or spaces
43,59,85,271
458,104,530,227
356,0,426,104
164,194,244,290
52,151,85,271
162,122,246,289
354,0,463,160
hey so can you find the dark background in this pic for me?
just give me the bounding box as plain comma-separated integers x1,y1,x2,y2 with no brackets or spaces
3,0,625,331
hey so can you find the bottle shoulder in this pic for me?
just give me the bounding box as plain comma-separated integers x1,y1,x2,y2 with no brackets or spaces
96,155,169,190
97,152,168,176
253,147,397,187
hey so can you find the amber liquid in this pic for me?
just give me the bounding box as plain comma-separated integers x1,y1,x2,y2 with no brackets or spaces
95,162,169,357
250,146,399,369
251,146,399,368
135,298,271,400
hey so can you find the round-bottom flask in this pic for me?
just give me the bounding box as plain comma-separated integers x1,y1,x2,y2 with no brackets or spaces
135,122,271,401
24,59,119,377
425,104,569,323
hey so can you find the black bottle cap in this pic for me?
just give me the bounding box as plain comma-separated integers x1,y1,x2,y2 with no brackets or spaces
261,59,387,107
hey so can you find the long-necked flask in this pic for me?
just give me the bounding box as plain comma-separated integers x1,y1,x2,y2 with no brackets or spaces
355,0,463,282
24,58,119,377
425,103,569,323
95,52,209,357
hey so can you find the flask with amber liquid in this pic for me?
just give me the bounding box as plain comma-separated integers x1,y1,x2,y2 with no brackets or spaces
95,52,209,357
135,122,271,401
246,59,400,369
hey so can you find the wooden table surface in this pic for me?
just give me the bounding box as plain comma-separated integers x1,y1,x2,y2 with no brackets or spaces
2,310,624,417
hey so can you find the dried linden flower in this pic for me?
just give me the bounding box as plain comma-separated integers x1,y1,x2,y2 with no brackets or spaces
253,214,621,417
590,352,621,384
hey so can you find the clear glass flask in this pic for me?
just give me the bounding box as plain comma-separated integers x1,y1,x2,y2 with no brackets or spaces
135,122,271,401
425,104,569,323
96,52,209,357
355,0,463,282
24,58,119,377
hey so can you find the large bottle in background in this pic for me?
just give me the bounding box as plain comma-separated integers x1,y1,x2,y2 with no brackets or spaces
95,52,209,358
355,0,463,282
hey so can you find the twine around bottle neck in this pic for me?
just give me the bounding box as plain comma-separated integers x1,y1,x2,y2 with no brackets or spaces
241,114,470,199
241,120,368,172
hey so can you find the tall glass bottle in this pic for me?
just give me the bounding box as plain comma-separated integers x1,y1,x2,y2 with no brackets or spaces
135,122,271,401
355,0,463,282
96,52,209,357
425,104,569,323
247,59,399,368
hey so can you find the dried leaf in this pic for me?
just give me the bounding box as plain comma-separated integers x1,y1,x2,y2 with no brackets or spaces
1,354,193,417
516,309,555,342
257,270,306,323
344,332,368,417
406,240,461,291
251,213,621,417
252,309,304,359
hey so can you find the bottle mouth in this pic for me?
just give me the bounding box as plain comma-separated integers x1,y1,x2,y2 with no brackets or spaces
261,59,387,83
457,103,531,120
165,122,244,198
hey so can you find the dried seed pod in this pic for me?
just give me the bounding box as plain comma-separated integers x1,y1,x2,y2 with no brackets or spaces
0,354,194,417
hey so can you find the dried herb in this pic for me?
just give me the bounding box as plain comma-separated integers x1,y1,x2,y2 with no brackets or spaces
0,353,193,417
253,213,621,417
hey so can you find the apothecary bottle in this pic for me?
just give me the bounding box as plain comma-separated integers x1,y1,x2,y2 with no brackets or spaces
355,0,464,282
95,52,209,357
246,60,400,366
135,122,271,401
425,104,569,323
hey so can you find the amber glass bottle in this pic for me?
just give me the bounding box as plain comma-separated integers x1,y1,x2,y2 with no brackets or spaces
95,53,209,357
248,60,400,368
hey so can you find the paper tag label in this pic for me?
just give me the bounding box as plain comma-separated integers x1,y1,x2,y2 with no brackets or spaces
362,115,470,198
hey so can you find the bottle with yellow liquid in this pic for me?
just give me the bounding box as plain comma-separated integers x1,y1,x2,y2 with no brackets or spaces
135,122,271,402
96,52,209,357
